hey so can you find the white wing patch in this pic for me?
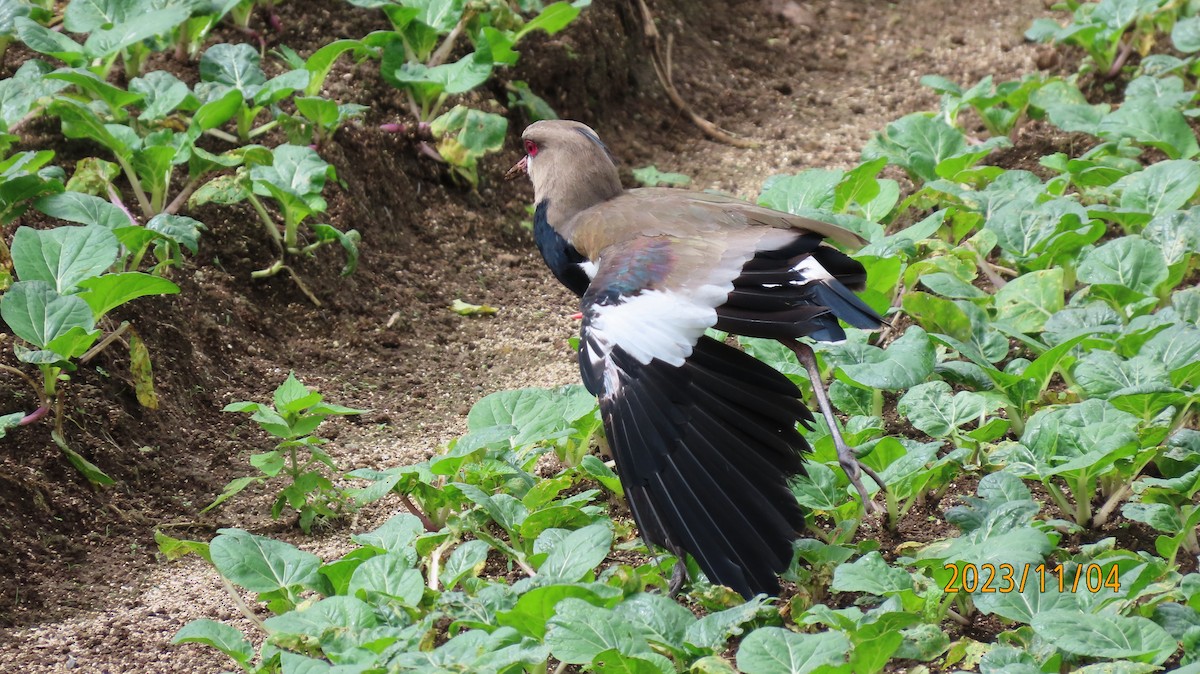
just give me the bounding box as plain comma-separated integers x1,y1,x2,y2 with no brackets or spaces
792,255,833,283
587,289,721,368
578,260,599,279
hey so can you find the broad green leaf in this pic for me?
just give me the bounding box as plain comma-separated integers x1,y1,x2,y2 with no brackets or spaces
538,523,611,582
255,69,308,106
546,599,649,664
497,584,611,639
1143,208,1200,265
1021,399,1139,476
1173,15,1200,52
348,553,424,605
1141,323,1200,371
468,386,591,449
82,7,190,59
34,192,129,229
986,196,1100,267
0,280,95,350
894,624,950,661
44,68,143,110
250,144,332,207
43,325,100,361
14,17,86,65
191,88,241,131
830,551,913,596
759,169,841,213
790,462,845,510
440,539,489,590
11,225,118,293
973,575,1079,624
897,380,1000,438
1115,160,1200,216
208,528,322,594
146,213,204,254
47,98,128,159
1098,100,1200,159
1044,302,1123,346
861,112,967,183
1031,610,1177,664
188,173,249,207
685,596,775,651
0,60,68,129
63,0,137,32
172,619,253,667
735,627,851,674
200,42,265,96
262,595,378,637
993,268,1064,333
831,326,935,390
391,51,492,97
834,157,888,215
1078,236,1168,296
75,272,179,319
1122,502,1182,533
303,39,367,96
613,592,696,658
1073,352,1170,399
919,272,988,299
130,71,193,122
516,2,581,40
350,513,424,560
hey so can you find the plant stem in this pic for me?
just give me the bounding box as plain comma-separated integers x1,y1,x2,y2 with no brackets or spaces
107,184,139,226
427,537,454,592
202,127,240,144
400,493,439,532
219,575,269,633
1044,481,1075,522
246,194,283,251
80,322,131,364
427,13,470,68
249,120,279,139
165,177,201,215
112,155,155,219
1092,484,1131,528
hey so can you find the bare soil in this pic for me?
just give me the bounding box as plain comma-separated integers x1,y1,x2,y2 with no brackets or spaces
0,1,1058,671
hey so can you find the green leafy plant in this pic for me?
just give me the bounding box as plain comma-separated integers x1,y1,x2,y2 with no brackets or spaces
1026,0,1180,76
205,372,365,532
0,221,180,484
14,2,192,79
923,73,1050,137
190,143,359,304
352,0,586,184
277,95,368,147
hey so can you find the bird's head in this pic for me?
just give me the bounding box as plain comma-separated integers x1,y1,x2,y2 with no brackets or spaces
507,120,623,218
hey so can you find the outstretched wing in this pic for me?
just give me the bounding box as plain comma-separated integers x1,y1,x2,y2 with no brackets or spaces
576,236,818,597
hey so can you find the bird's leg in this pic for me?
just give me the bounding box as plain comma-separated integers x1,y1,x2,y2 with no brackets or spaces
668,558,689,597
779,339,885,514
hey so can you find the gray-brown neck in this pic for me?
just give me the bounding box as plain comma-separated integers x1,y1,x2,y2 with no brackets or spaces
526,123,624,233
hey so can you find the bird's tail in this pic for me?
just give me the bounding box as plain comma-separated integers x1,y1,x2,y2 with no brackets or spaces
598,336,812,598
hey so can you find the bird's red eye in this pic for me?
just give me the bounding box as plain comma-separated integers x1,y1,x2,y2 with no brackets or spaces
524,139,538,157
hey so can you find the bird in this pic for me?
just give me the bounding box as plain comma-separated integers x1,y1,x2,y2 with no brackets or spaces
507,119,887,599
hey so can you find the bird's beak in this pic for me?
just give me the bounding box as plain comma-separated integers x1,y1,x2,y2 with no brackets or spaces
505,155,528,181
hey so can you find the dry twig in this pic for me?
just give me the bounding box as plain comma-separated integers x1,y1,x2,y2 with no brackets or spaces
634,0,759,148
